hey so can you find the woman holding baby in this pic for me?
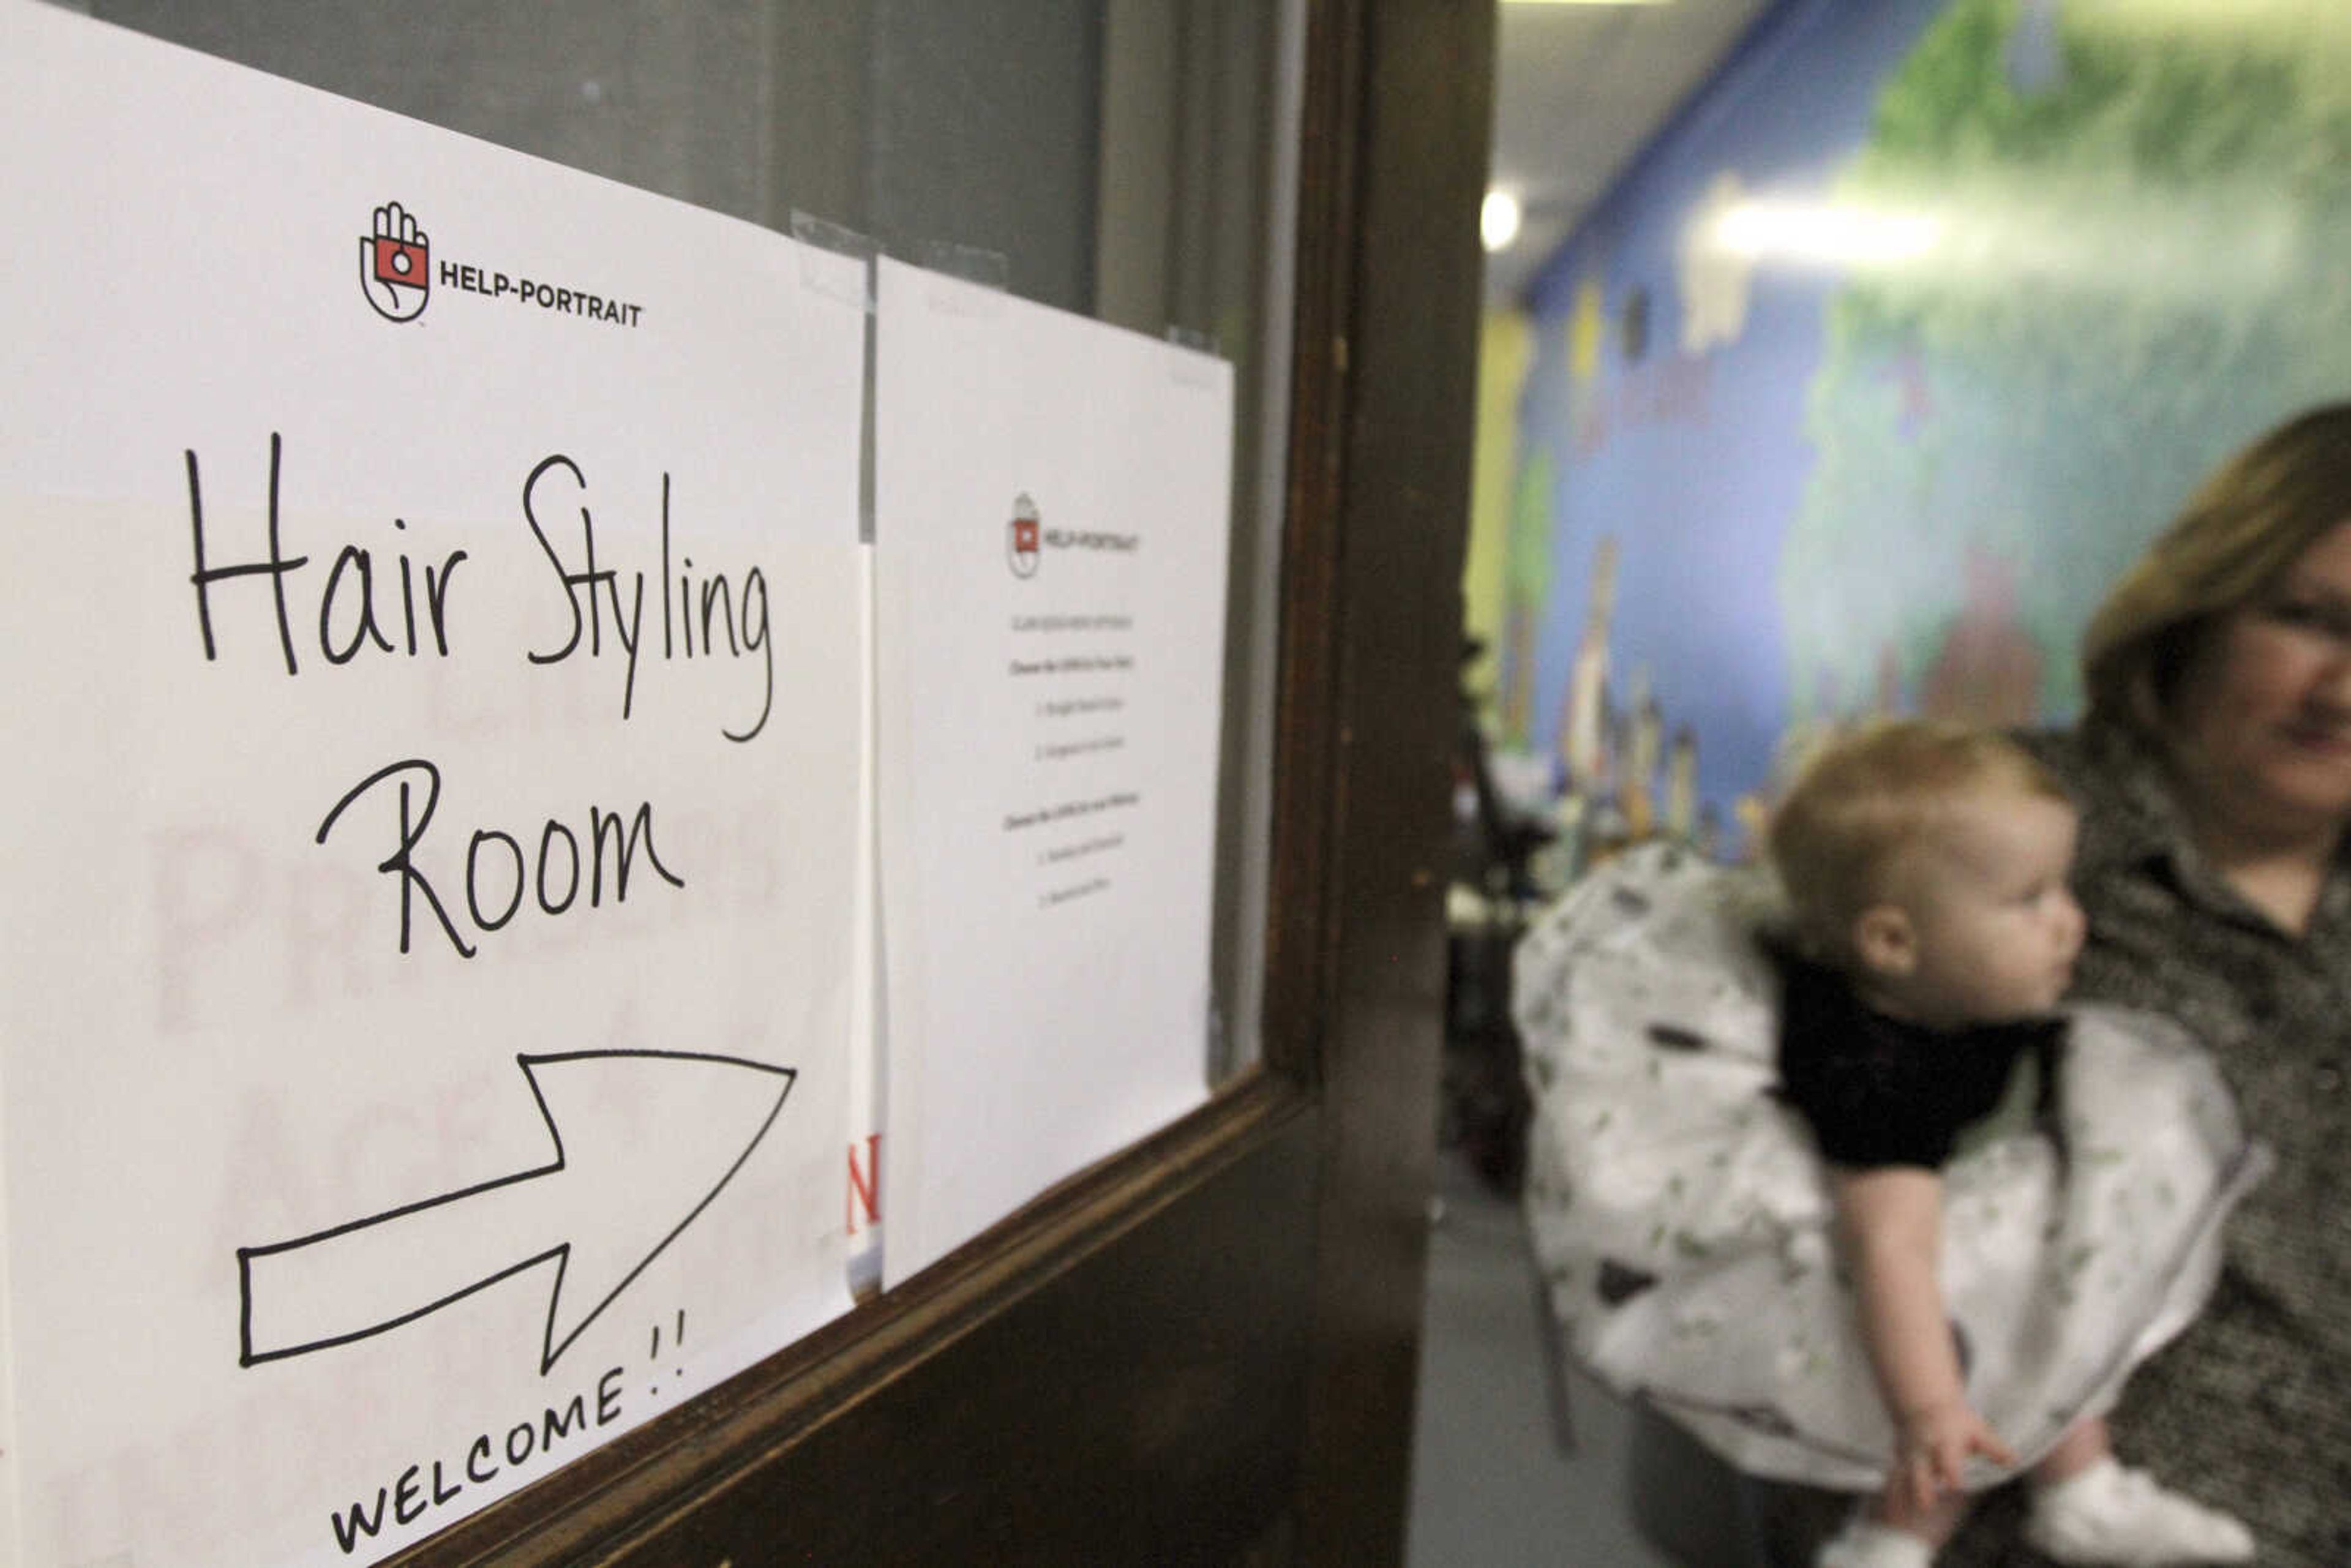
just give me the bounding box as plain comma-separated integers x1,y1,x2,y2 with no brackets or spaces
1515,405,2351,1567
1935,406,2351,1563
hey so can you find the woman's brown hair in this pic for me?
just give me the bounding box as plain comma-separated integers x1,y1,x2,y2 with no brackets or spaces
2083,403,2351,734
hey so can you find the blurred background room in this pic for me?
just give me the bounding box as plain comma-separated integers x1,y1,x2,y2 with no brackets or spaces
1416,1,2351,1562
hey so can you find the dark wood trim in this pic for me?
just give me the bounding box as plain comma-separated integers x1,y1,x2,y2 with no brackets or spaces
1290,1,1496,1562
372,0,1494,1558
384,1072,1311,1566
587,1098,1323,1567
1260,0,1363,1089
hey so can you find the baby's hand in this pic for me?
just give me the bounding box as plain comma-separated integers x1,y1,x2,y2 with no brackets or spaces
1895,1400,2015,1513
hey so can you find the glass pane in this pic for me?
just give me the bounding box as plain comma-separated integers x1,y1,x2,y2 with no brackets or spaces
83,0,1300,1078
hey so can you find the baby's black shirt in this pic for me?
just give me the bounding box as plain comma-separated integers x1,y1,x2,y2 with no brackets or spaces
1775,956,2064,1171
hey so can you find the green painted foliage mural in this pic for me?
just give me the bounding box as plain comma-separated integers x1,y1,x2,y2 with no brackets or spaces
1785,0,2351,724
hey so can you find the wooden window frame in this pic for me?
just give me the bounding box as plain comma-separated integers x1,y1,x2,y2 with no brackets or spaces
380,1,1493,1562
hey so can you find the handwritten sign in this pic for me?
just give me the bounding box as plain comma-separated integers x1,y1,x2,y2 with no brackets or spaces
873,258,1232,1286
0,8,864,1566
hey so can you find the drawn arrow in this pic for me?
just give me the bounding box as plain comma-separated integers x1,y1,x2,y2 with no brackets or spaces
238,1049,795,1375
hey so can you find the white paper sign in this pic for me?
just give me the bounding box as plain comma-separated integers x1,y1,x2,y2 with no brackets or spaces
874,258,1234,1286
0,7,866,1566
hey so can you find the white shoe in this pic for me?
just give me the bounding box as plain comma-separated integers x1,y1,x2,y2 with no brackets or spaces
2022,1459,2255,1565
1816,1517,1935,1568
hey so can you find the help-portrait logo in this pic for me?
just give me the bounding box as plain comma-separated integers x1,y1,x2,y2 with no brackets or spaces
360,201,431,322
356,198,647,331
1008,493,1041,579
1002,492,1141,579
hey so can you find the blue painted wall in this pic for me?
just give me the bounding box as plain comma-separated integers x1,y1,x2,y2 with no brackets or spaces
1501,0,2351,857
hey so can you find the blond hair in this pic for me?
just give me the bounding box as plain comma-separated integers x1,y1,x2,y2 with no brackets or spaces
2085,403,2351,737
1767,719,2067,962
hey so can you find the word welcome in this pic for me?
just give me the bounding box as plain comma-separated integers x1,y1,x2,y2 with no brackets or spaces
330,1366,626,1554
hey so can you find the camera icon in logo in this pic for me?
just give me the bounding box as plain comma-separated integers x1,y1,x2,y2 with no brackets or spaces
1007,493,1041,579
361,201,430,323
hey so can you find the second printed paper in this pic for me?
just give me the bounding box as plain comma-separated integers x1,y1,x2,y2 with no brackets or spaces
874,258,1234,1286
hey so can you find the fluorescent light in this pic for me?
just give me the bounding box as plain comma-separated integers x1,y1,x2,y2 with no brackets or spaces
1708,201,1943,268
1482,189,1523,252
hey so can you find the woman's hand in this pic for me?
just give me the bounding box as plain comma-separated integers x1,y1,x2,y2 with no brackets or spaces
1896,1398,2016,1513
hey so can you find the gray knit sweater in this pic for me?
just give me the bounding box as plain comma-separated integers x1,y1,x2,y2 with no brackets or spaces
1937,718,2351,1568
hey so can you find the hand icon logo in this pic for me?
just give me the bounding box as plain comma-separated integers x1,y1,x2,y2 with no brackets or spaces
1007,493,1041,579
361,201,431,323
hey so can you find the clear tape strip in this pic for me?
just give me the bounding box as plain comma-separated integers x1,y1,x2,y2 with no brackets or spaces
918,239,1010,316
1165,324,1225,387
790,209,876,312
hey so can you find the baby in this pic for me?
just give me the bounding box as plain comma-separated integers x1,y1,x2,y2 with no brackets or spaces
1769,721,2252,1568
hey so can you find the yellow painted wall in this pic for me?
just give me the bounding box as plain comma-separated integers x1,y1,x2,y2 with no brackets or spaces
1461,309,1532,717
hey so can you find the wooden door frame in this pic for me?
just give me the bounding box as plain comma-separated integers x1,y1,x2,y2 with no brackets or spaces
1278,0,1494,1559
388,1,1493,1561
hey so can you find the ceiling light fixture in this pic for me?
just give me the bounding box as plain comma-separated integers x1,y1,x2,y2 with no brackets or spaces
1485,190,1523,255
1709,201,1943,268
1482,190,1524,253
